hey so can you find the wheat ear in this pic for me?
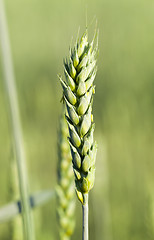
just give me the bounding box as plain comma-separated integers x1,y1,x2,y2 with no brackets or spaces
56,106,76,240
59,28,98,240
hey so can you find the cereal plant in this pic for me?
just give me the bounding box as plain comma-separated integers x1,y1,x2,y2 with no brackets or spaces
59,28,98,240
0,0,35,239
0,0,100,239
56,106,76,240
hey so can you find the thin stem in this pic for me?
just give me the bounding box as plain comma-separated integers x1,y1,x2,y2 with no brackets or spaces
0,1,35,240
82,193,89,240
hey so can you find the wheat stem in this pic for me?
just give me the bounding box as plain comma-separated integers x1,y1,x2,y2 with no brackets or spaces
82,193,89,240
0,1,35,239
7,152,23,240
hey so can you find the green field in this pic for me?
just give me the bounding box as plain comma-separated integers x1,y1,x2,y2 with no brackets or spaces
0,0,154,239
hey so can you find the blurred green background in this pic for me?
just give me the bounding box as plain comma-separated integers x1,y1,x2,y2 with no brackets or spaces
0,0,154,239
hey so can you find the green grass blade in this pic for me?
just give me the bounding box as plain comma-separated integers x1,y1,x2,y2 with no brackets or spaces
0,202,19,224
0,189,55,224
32,189,55,207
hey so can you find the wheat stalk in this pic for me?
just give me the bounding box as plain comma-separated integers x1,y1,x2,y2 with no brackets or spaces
56,106,76,240
7,151,23,240
58,27,98,240
0,1,35,239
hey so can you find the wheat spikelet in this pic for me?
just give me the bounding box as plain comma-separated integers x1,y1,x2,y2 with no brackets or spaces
56,106,76,240
58,28,98,204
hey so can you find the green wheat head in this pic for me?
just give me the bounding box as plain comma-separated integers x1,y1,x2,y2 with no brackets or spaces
58,28,98,204
56,106,76,240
